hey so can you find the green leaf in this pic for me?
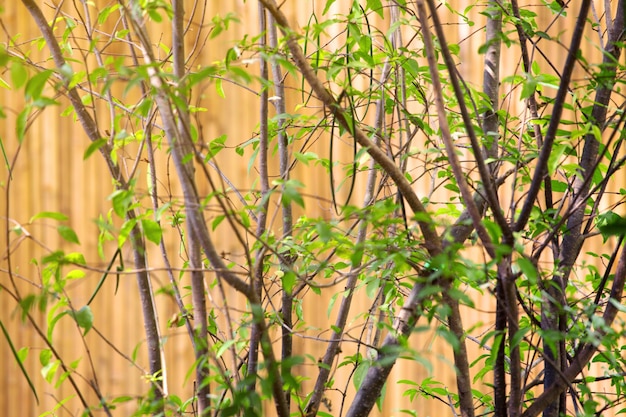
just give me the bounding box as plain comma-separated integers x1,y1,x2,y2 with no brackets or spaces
520,74,536,100
208,134,227,158
0,45,7,67
70,305,94,335
69,357,81,369
294,151,319,165
40,348,53,366
547,143,568,175
83,138,107,160
0,320,39,404
141,218,162,244
58,64,74,84
17,347,29,363
315,221,333,243
11,61,27,89
366,0,384,17
16,107,28,143
57,225,80,244
97,4,120,25
278,179,305,208
516,257,537,283
350,244,364,267
597,211,626,242
111,396,134,404
482,218,503,243
147,9,163,22
118,218,137,248
216,339,236,358
353,361,371,390
115,29,130,38
472,359,492,383
30,211,69,222
64,252,86,265
282,271,297,294
531,60,541,76
551,179,568,192
212,214,225,230
609,298,626,313
32,97,59,108
66,269,85,280
323,0,337,14
215,78,225,98
326,292,340,317
0,136,9,176
536,73,561,90
47,310,68,342
41,360,60,383
239,210,250,228
366,277,380,299
25,70,53,101
109,189,133,217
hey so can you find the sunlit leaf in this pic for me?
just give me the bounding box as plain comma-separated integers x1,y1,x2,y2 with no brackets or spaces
25,70,53,100
83,138,107,160
11,61,27,89
30,211,69,222
16,107,28,143
366,0,384,17
69,305,94,335
0,321,38,403
597,211,626,242
57,225,80,245
141,218,162,244
323,0,337,14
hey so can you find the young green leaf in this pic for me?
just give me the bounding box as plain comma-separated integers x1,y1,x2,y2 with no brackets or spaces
353,361,371,390
57,225,80,245
25,70,53,100
0,320,39,404
597,211,626,242
16,107,28,143
282,271,297,294
83,138,108,160
141,218,162,244
69,305,94,335
323,0,337,15
30,211,69,222
10,61,27,89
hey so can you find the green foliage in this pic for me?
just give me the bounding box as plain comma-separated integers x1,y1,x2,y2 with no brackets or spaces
2,1,626,416
0,320,38,403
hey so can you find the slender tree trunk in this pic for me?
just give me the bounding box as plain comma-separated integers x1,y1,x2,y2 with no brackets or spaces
171,0,211,411
247,1,270,392
20,2,166,413
267,13,295,410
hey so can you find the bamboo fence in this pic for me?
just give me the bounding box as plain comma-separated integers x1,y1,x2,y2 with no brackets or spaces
0,1,622,416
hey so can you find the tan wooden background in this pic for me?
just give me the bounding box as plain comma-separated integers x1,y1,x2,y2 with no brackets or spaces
0,1,621,416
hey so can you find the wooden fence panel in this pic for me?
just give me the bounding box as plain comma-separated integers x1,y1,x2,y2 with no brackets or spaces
0,1,622,416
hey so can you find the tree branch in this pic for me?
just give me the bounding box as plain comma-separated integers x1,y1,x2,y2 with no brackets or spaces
424,0,511,245
247,1,270,394
513,0,592,233
258,0,442,257
521,244,626,417
124,3,290,416
20,1,165,409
